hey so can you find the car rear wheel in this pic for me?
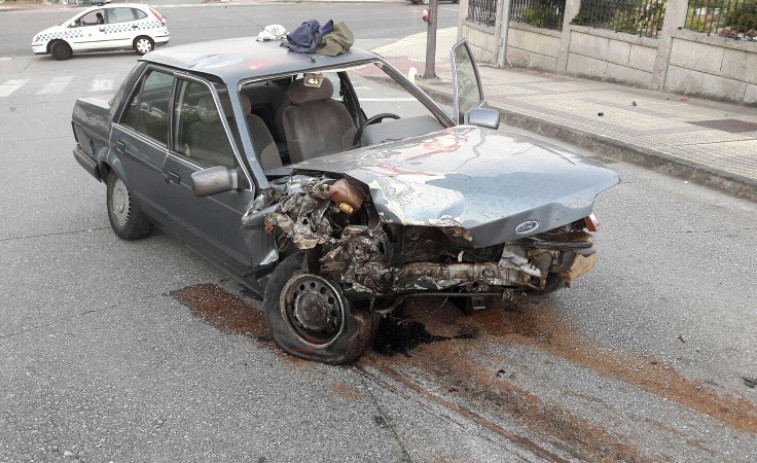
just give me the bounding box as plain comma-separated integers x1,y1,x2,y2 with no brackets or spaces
133,36,154,55
51,41,72,61
106,171,152,240
263,253,379,364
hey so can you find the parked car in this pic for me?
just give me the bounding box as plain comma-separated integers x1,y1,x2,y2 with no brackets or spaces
32,3,168,60
71,37,618,364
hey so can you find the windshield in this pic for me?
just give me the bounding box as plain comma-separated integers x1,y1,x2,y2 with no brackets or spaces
238,61,453,169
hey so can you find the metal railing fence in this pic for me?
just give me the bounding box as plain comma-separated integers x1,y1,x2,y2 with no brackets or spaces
511,0,567,30
467,0,498,27
571,0,667,38
685,0,757,38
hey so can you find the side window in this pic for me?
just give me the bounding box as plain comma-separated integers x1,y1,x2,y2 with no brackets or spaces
132,8,148,20
120,70,174,146
73,10,105,27
173,80,236,169
322,74,343,102
451,41,484,123
108,7,137,24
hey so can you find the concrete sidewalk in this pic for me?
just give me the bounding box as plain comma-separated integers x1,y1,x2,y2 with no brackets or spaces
374,28,757,202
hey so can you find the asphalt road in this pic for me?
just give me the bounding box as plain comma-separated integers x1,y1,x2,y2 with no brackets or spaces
1,3,757,462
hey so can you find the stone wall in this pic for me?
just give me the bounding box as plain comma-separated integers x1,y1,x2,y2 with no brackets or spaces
566,27,658,88
458,0,757,104
505,23,562,73
664,30,757,104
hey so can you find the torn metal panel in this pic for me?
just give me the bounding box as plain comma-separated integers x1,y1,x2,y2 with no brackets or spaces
263,176,336,250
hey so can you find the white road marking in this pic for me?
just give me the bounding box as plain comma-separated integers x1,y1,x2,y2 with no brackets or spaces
88,75,114,92
0,79,29,98
36,76,73,95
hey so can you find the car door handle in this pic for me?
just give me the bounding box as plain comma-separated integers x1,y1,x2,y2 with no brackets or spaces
132,24,139,29
164,171,181,184
114,140,126,152
99,26,105,32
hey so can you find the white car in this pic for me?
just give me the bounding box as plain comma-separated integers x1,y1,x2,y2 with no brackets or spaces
32,3,169,60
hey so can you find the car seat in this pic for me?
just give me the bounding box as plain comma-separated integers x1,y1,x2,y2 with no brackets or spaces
282,78,356,163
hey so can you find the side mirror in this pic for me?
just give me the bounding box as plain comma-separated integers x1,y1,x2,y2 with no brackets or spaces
465,107,500,130
191,166,238,197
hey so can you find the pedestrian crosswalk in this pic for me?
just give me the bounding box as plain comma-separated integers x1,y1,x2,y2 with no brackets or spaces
0,79,29,98
0,74,117,99
36,76,72,95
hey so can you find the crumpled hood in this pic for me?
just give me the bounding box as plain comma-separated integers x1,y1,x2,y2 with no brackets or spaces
294,126,619,247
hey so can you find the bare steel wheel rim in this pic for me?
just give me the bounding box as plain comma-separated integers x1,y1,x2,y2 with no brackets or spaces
135,38,152,54
280,274,346,349
110,178,130,227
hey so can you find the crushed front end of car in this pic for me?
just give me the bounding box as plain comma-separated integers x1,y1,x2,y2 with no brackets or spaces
245,127,619,363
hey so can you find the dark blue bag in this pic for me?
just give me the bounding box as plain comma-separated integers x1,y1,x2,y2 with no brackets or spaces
282,19,334,54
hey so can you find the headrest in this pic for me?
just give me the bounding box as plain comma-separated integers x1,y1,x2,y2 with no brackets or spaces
287,78,334,105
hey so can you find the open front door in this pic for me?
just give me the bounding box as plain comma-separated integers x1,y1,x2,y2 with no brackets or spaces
450,39,485,125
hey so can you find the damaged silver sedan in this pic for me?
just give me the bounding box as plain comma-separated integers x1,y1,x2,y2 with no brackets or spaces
71,37,619,363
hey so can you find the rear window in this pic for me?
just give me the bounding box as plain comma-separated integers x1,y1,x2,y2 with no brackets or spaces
108,7,138,24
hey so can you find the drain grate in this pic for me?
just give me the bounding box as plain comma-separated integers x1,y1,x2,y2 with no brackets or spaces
688,119,757,133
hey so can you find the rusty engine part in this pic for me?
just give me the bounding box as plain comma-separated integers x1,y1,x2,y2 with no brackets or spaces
328,178,364,215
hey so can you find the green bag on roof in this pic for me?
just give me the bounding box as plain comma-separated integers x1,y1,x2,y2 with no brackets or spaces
317,22,354,57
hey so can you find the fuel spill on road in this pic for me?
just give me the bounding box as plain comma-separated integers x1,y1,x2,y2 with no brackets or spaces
170,283,757,462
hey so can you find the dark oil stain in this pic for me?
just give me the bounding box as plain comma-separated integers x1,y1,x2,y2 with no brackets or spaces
170,284,269,341
372,318,475,357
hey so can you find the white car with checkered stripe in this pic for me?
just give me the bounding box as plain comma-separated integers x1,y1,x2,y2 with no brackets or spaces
32,3,169,60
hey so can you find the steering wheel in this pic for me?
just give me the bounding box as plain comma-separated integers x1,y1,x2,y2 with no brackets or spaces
353,113,401,146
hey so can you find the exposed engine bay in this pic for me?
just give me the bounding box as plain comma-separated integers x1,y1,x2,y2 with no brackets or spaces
261,174,598,311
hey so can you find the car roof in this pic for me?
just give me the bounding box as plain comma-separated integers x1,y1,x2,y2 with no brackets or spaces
142,37,380,85
83,3,152,11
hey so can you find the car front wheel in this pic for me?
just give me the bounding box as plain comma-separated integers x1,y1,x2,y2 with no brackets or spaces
133,36,154,55
106,171,152,240
51,41,72,61
263,253,378,364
